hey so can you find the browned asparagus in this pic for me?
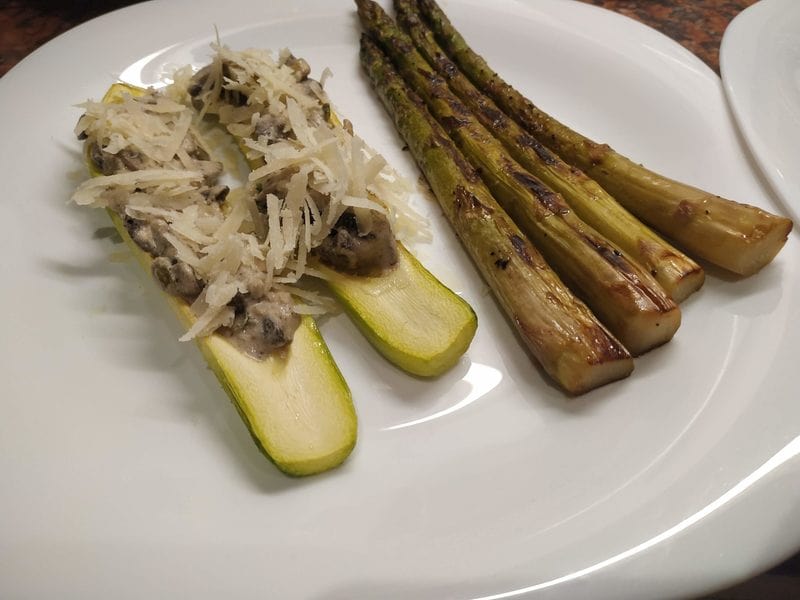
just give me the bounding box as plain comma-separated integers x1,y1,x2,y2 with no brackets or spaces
394,0,704,302
359,34,633,393
414,0,793,276
357,0,680,356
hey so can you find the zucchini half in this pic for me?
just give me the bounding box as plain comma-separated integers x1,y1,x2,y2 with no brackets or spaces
239,81,478,377
86,83,356,477
317,245,476,377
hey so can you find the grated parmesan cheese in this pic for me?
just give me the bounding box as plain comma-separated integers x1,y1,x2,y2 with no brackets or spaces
72,43,428,346
188,44,429,279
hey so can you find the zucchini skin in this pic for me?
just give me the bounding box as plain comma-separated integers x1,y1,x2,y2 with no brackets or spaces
360,35,633,394
318,244,477,378
83,83,356,477
414,0,793,276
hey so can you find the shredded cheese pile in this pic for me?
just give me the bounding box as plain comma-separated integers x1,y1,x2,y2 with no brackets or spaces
72,45,428,340
184,45,429,279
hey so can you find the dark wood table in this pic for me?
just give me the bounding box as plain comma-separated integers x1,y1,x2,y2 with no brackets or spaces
1,1,797,598
0,0,758,77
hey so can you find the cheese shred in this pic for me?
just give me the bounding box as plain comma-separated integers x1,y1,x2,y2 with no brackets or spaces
72,44,428,342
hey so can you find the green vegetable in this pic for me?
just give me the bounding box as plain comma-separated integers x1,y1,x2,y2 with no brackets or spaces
317,244,476,377
360,35,633,393
88,84,356,477
357,0,680,356
414,0,793,276
395,0,704,302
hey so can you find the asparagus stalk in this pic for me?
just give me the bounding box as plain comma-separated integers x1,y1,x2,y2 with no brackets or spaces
357,0,680,356
359,34,633,394
394,0,704,302
415,0,793,276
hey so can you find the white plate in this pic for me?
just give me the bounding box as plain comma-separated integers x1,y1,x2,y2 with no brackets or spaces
1,1,798,598
721,0,800,222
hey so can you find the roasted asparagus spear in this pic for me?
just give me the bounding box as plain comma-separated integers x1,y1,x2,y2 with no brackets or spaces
357,0,680,356
414,0,792,276
395,0,704,302
360,34,633,393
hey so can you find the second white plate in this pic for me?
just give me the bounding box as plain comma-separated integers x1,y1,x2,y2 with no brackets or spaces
721,0,800,221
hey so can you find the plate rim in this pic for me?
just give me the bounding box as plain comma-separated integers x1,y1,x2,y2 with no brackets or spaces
1,1,799,599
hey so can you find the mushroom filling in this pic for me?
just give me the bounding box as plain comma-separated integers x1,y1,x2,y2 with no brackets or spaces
188,49,399,278
73,89,301,357
72,46,422,357
316,208,398,275
225,291,301,360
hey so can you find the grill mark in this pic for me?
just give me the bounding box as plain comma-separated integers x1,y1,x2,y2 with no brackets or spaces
578,232,675,311
438,132,480,182
407,12,456,82
581,323,630,363
439,114,469,133
517,133,558,166
479,104,506,130
432,50,511,135
416,66,440,86
399,78,481,184
454,184,493,217
447,95,474,121
514,313,629,365
441,57,457,78
392,34,415,57
584,140,611,166
511,170,569,215
509,234,533,265
675,200,694,221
